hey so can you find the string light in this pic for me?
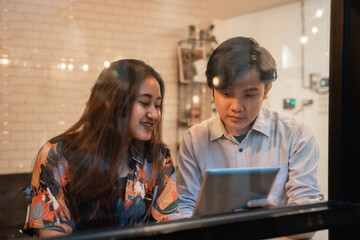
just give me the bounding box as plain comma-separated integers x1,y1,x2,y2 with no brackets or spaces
300,36,308,44
60,63,66,70
82,64,89,72
316,9,323,18
193,95,200,104
1,58,9,65
312,27,318,34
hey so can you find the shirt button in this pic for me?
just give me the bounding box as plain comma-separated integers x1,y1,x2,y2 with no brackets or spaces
239,148,243,152
128,195,133,200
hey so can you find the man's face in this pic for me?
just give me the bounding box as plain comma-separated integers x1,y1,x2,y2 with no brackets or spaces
213,69,272,136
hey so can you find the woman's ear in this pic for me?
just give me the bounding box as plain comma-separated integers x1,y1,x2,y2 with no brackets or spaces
264,82,272,99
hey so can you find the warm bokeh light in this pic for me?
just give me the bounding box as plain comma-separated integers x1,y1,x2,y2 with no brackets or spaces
82,64,89,71
60,63,66,70
193,95,200,104
316,9,323,18
300,36,308,44
1,58,9,65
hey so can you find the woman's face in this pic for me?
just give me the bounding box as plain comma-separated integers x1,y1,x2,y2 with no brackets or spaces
129,77,162,141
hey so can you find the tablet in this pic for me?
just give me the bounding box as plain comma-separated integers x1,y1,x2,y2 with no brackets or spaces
192,167,280,217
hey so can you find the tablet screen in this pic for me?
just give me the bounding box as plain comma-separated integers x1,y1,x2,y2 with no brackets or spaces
192,167,280,217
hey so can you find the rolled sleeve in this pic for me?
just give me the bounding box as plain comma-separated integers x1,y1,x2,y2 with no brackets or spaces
286,124,324,205
24,143,73,234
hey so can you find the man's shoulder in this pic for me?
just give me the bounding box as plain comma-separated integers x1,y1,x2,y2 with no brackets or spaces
261,109,309,136
182,116,218,142
262,108,301,126
185,116,217,134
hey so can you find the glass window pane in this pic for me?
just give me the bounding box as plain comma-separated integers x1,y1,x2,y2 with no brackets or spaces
0,0,330,239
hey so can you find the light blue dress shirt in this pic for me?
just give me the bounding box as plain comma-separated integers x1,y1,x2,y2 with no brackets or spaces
176,108,324,218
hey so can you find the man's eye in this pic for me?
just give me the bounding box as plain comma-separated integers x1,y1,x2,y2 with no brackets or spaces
246,94,255,98
221,91,231,97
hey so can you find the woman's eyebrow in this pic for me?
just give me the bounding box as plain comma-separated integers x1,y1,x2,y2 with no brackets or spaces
137,94,162,100
138,94,151,98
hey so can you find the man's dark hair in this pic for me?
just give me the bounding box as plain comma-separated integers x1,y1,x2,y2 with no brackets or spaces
206,36,277,90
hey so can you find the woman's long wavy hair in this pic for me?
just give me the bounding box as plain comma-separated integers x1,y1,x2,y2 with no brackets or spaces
49,59,165,229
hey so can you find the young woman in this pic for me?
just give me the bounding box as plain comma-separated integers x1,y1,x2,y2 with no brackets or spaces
24,59,179,238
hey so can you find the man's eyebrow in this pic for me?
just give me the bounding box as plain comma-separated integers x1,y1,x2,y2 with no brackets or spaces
217,88,231,91
245,87,259,92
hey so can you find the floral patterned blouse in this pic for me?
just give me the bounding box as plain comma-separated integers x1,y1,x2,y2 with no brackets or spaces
24,141,179,234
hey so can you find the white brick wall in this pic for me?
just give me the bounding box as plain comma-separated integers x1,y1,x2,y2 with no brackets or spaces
0,0,208,174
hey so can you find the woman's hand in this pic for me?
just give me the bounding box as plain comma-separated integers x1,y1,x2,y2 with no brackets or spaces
39,229,67,238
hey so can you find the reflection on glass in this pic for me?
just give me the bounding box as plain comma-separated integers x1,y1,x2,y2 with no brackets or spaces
0,0,330,239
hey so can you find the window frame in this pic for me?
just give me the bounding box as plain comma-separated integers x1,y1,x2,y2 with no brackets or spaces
51,0,360,239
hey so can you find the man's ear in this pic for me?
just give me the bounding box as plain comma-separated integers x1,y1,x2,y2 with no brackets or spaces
264,82,272,99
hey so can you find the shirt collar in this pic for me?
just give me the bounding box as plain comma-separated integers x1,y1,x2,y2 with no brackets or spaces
210,114,230,141
250,108,271,137
130,149,144,165
209,108,271,141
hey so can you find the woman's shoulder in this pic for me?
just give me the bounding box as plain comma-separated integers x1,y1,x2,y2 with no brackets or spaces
149,142,174,170
31,140,69,193
35,140,68,171
149,141,171,157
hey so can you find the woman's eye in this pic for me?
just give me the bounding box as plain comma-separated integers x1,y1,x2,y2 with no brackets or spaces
138,101,149,106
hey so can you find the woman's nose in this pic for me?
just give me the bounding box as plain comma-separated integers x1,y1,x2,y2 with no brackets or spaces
146,106,158,119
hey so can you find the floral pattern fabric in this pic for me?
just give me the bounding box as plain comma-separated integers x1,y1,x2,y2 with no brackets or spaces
24,141,179,234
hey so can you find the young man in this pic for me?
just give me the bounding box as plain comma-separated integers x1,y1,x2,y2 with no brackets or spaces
176,37,324,220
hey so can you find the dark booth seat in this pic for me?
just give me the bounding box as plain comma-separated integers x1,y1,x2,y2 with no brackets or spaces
0,173,32,239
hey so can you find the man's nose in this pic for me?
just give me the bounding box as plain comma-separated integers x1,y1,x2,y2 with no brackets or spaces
230,98,244,112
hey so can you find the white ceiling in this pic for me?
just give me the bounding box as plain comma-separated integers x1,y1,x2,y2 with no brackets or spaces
207,0,302,19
